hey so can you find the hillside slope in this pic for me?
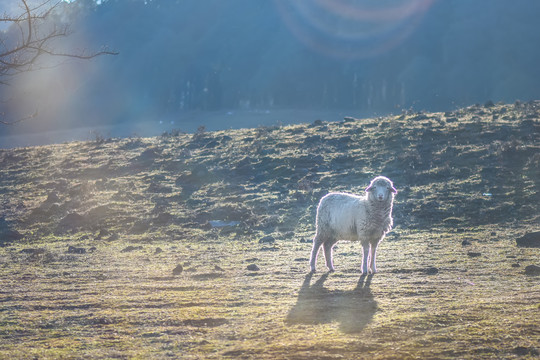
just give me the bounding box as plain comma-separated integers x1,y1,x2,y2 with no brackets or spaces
0,102,539,359
1,101,538,237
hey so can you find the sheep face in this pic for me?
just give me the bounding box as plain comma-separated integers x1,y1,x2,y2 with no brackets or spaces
365,176,397,203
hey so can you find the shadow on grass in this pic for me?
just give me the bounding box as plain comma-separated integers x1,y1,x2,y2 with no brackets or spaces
286,273,377,333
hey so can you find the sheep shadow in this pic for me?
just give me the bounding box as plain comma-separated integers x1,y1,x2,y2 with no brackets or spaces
286,273,377,334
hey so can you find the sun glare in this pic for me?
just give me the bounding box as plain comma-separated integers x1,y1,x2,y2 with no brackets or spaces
274,0,435,59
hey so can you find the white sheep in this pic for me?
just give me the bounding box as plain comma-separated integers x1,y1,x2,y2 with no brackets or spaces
309,176,397,274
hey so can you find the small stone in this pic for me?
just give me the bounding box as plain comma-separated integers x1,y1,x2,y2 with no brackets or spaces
67,246,86,254
511,263,520,268
172,264,183,275
490,232,497,236
524,265,540,276
154,247,163,254
424,267,439,275
516,231,540,248
258,235,275,244
246,264,260,271
121,245,143,253
214,265,224,271
461,240,472,246
467,251,482,257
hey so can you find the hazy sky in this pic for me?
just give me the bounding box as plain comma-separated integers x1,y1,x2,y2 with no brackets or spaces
0,0,19,18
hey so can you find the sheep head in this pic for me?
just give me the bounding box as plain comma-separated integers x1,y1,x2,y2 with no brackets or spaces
365,176,397,202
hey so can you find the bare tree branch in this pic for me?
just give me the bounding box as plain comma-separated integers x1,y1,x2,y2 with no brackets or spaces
0,0,118,125
0,109,37,125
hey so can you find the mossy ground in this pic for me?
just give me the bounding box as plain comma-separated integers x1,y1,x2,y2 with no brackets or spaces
1,102,539,359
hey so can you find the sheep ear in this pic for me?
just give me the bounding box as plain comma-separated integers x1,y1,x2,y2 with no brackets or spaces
391,186,398,194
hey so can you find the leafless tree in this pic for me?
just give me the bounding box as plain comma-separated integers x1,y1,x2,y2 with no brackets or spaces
0,0,117,125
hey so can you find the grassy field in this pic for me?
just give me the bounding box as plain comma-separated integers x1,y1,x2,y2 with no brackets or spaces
1,102,539,359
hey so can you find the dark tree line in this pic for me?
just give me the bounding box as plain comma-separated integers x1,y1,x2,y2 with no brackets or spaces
71,0,540,117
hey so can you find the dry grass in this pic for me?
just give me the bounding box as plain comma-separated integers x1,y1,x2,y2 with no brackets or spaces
1,102,539,359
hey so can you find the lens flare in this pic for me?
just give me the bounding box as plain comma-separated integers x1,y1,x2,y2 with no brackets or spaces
274,0,435,59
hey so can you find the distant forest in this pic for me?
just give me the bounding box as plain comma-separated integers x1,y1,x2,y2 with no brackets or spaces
4,0,540,127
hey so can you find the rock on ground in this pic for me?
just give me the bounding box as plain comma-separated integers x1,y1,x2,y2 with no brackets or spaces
516,232,540,248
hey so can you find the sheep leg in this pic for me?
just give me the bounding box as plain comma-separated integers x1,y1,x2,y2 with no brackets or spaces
361,243,370,274
369,241,379,274
309,235,324,273
323,240,336,272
